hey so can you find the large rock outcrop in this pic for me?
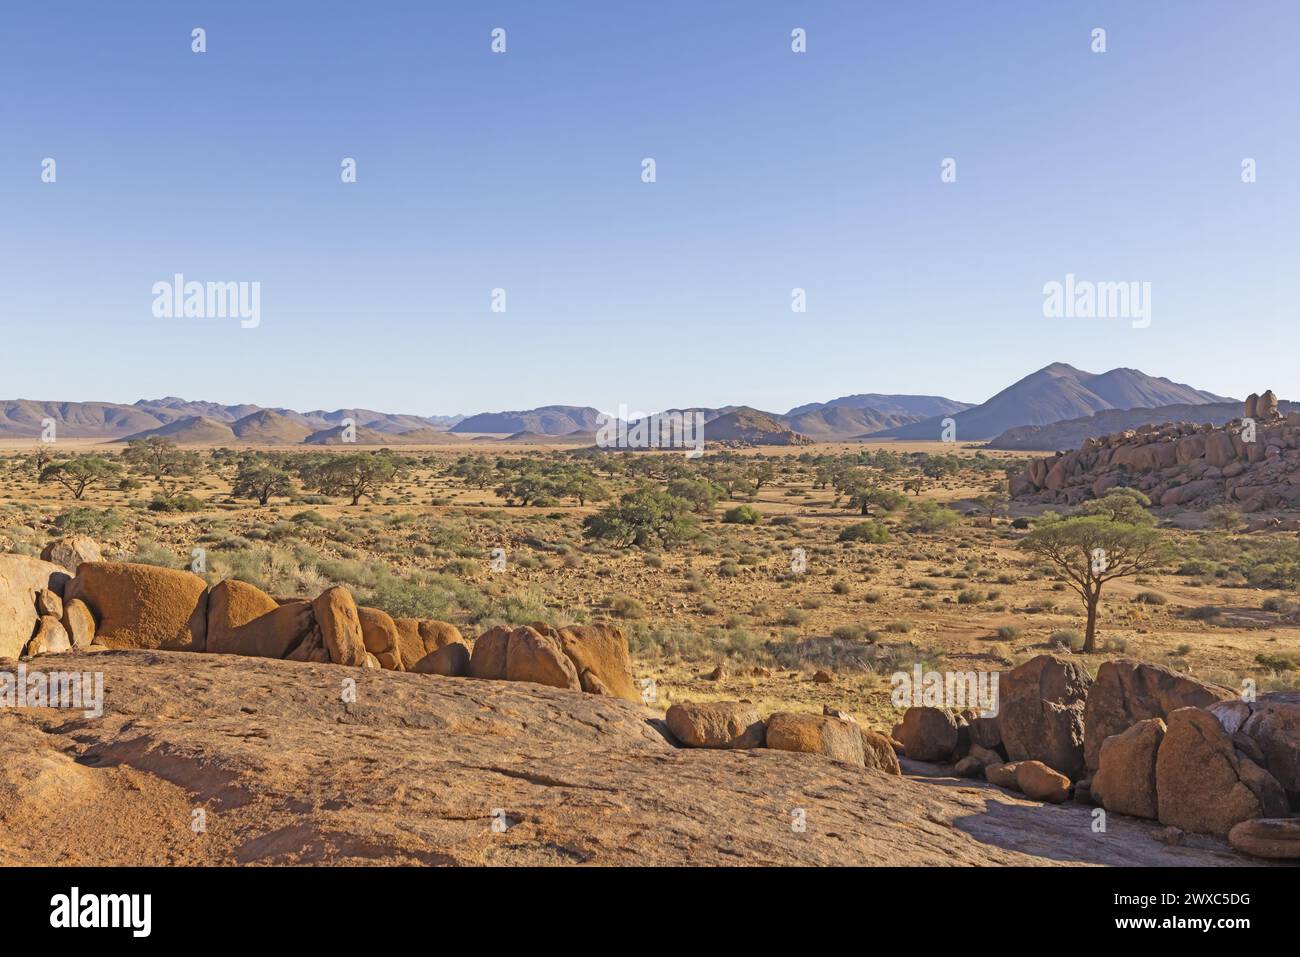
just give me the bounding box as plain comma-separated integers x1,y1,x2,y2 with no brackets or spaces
1083,660,1233,771
1009,396,1300,511
311,586,367,666
997,655,1091,780
1155,707,1285,838
71,562,207,652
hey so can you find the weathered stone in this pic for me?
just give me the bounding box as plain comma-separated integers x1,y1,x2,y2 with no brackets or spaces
311,586,367,667
467,624,511,679
1092,718,1164,820
860,728,902,775
206,579,279,652
504,626,580,691
998,655,1091,779
25,615,71,655
0,555,70,659
35,589,62,619
39,536,103,573
984,761,1023,790
555,623,639,702
356,606,402,670
954,756,984,778
765,712,865,766
1239,692,1300,806
898,706,959,762
1228,818,1300,859
60,598,96,649
412,641,470,677
1083,659,1232,771
73,562,208,652
1015,760,1070,803
665,701,765,749
394,618,465,672
1156,707,1269,838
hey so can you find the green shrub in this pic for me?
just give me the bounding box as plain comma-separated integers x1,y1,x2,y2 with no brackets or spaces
838,521,889,543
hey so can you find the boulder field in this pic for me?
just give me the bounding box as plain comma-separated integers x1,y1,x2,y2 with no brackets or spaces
1009,393,1300,511
892,654,1300,859
0,650,1264,866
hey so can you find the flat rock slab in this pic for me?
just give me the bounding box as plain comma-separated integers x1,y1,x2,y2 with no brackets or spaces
0,651,1264,866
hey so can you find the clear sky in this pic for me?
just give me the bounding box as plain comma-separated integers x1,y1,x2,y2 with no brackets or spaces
2,1,1296,417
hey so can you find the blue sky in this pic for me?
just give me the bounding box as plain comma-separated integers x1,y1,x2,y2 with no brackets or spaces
2,1,1296,417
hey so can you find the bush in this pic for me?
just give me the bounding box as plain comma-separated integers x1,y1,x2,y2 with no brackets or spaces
1133,591,1168,605
611,595,646,619
148,494,204,513
906,500,957,532
838,521,889,543
53,507,123,537
722,505,762,525
1050,629,1085,652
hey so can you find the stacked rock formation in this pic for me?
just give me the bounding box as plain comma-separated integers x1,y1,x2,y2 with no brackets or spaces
1010,391,1300,511
0,539,639,704
889,654,1300,858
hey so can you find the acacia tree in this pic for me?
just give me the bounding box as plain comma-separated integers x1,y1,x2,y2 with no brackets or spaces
232,460,294,505
974,483,1009,526
122,436,201,500
1021,493,1168,653
582,485,697,548
39,457,123,500
300,452,401,505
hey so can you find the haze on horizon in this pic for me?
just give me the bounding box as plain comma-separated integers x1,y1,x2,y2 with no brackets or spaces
2,1,1296,417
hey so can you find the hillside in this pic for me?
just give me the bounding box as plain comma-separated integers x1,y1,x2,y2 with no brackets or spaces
231,410,315,444
988,402,1295,452
704,408,812,446
451,406,605,435
117,416,238,444
875,364,1233,441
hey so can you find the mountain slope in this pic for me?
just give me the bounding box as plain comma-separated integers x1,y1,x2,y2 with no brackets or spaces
451,406,605,435
703,408,811,445
117,416,238,444
230,410,315,445
785,394,972,419
874,364,1233,441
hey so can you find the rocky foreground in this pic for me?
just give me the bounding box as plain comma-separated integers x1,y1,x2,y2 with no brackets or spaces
0,649,1262,867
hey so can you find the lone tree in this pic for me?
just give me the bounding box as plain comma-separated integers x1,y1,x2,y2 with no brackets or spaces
232,460,294,505
1020,491,1168,653
582,485,698,549
39,457,123,500
122,436,202,501
973,483,1009,526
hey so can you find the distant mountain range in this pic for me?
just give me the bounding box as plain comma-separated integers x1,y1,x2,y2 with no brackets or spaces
874,364,1233,441
0,364,1244,448
0,397,465,443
